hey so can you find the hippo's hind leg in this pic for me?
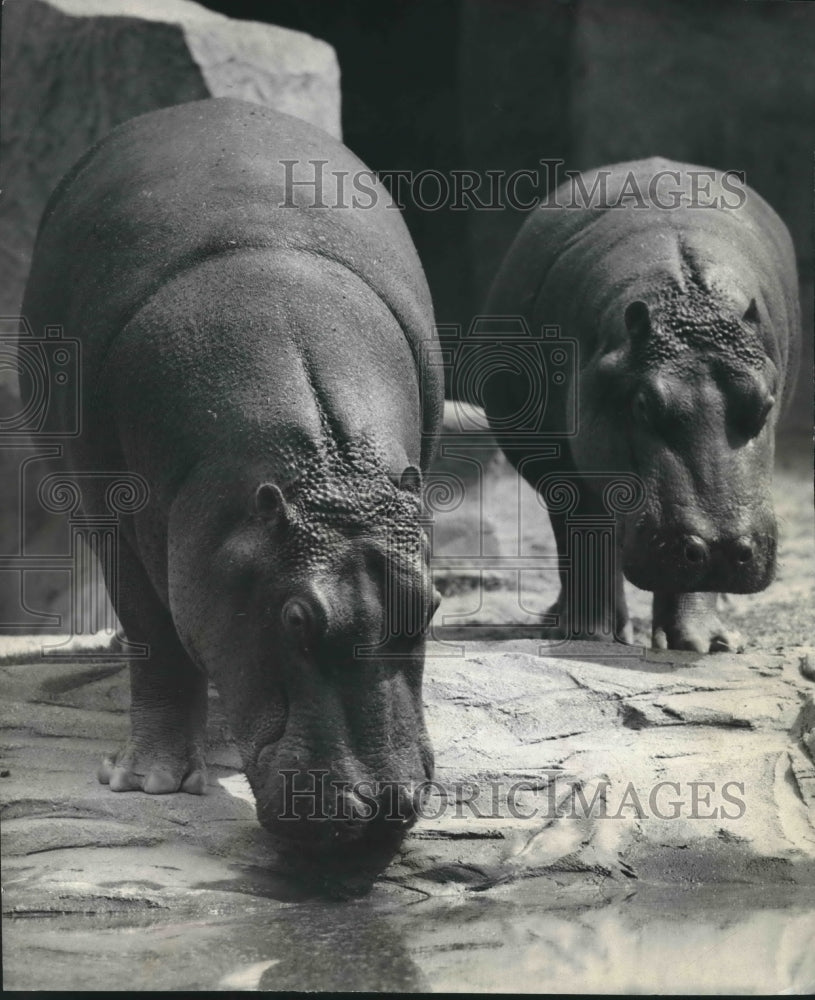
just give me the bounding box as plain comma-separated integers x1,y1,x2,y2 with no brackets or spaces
97,536,208,794
651,592,744,653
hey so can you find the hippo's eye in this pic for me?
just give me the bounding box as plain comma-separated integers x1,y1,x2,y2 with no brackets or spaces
281,599,315,653
421,531,431,564
733,392,774,439
283,600,304,626
631,381,668,429
281,593,328,653
724,369,776,441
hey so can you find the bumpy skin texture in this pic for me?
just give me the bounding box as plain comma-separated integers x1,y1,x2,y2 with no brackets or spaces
21,99,443,863
481,158,800,652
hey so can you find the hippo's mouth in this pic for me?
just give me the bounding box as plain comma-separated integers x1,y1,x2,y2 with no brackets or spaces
261,807,413,856
244,739,429,869
254,786,418,873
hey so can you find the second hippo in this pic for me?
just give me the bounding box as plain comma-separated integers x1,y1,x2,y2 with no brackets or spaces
478,158,800,651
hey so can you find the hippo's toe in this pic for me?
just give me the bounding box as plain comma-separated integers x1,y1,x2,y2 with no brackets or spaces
652,624,743,653
98,744,207,795
545,588,633,644
651,592,745,653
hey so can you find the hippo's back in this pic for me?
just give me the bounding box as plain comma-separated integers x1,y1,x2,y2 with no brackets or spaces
486,157,800,408
23,98,437,405
21,98,442,473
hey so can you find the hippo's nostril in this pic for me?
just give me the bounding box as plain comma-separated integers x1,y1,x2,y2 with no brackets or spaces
733,537,755,564
682,536,709,566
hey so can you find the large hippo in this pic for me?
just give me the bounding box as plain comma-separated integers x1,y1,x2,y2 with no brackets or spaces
478,158,800,651
20,98,444,865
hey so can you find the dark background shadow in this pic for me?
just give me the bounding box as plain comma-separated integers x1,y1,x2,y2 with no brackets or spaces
201,0,813,429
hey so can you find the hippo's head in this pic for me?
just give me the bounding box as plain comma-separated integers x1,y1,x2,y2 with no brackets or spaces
169,442,439,869
572,291,780,595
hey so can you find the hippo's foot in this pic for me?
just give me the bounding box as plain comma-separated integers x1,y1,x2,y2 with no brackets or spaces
98,737,207,795
95,536,210,793
546,587,634,644
651,591,744,653
97,655,209,795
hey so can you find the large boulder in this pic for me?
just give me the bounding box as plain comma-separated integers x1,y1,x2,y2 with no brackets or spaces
0,0,340,320
0,0,340,634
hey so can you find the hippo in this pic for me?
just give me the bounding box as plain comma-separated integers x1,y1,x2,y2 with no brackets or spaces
477,158,800,651
20,98,444,865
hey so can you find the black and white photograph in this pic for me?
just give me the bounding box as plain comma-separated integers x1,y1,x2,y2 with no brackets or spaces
1,0,813,992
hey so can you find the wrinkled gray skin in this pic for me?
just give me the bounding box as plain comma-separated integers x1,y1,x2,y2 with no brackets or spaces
481,158,800,651
21,99,444,865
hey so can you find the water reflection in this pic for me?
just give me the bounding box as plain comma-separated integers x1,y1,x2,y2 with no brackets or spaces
396,885,815,994
252,902,431,992
6,858,814,992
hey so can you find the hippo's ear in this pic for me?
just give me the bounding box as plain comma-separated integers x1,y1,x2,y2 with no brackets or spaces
253,483,288,521
742,298,760,325
624,300,652,342
399,465,423,495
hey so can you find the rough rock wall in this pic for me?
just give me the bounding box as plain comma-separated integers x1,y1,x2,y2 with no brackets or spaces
0,0,340,633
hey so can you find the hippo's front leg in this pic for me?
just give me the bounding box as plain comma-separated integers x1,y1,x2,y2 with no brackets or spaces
651,591,744,653
547,504,634,644
97,538,208,795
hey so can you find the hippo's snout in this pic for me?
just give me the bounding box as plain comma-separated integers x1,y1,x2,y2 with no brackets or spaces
624,524,777,593
250,754,430,861
244,705,433,863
